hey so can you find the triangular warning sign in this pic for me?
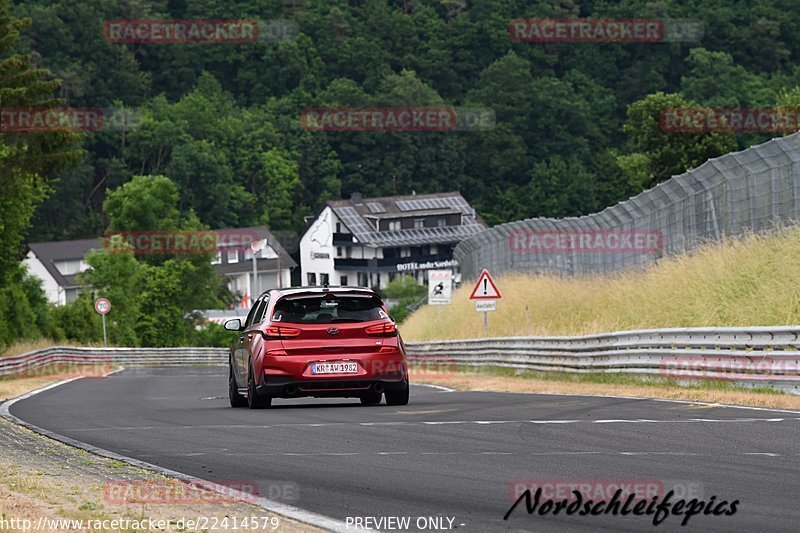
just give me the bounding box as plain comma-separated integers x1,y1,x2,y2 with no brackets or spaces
469,269,501,299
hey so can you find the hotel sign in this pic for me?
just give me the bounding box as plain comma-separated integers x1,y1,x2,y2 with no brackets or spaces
396,259,457,272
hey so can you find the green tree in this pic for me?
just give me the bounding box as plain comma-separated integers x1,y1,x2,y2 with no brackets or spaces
258,148,302,230
135,260,195,347
166,140,250,229
0,265,47,348
81,175,227,346
81,240,140,346
0,0,82,283
681,48,774,108
104,175,184,232
52,293,101,344
621,92,737,185
384,274,426,323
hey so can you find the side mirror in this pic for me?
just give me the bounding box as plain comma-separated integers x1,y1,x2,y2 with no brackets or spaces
224,319,242,331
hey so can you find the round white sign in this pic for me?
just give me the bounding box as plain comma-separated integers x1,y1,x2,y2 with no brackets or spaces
95,298,111,315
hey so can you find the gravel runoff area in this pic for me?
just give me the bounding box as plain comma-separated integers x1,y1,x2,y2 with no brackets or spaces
0,377,329,533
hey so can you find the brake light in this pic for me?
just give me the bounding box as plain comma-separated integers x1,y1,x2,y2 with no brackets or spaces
364,322,397,336
263,326,302,339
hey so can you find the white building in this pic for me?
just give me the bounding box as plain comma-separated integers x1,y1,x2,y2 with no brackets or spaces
24,226,295,308
299,192,485,290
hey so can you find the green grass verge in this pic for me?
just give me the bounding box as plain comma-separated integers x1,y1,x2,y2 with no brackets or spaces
447,365,786,395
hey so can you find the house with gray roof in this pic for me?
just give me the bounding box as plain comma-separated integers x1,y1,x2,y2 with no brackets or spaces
24,226,296,307
299,191,486,290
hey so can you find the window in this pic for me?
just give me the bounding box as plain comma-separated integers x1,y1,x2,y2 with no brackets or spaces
430,244,437,254
388,220,401,231
272,294,385,324
55,259,84,275
260,247,275,259
244,297,264,327
227,249,239,263
211,251,222,264
65,288,81,303
400,247,411,257
320,273,330,285
414,218,424,229
254,296,270,324
307,273,317,285
340,275,348,286
336,222,342,232
337,246,343,257
437,218,446,227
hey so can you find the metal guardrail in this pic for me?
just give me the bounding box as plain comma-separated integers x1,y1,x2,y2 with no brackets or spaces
404,326,800,393
0,346,227,378
4,328,800,393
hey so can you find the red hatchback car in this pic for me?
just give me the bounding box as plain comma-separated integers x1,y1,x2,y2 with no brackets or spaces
225,286,409,409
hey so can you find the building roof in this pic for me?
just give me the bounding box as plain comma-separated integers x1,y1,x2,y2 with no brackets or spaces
27,238,101,288
212,226,296,269
26,227,296,289
326,191,485,247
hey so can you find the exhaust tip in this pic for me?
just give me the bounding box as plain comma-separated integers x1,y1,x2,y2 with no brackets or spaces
373,382,385,394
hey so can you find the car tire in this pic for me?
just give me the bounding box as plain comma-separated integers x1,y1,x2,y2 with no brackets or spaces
229,362,247,408
360,391,382,405
385,381,409,406
247,363,271,409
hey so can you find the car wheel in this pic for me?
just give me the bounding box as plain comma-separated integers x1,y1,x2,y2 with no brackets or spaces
247,363,271,409
360,391,382,405
229,362,247,408
385,381,409,406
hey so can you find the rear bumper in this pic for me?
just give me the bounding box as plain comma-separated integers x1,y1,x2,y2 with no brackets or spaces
256,375,408,398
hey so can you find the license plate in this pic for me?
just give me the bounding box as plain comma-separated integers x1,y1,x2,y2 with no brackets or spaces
311,362,359,375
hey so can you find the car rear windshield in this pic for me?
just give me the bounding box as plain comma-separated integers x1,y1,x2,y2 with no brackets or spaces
272,294,386,324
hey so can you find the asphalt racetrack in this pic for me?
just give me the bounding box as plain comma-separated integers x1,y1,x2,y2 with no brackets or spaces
9,366,800,532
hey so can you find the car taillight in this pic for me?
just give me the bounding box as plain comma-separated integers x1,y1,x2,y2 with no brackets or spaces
263,326,302,339
364,322,397,336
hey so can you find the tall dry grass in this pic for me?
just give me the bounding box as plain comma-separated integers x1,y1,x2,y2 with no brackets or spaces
401,228,800,341
1,339,104,357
